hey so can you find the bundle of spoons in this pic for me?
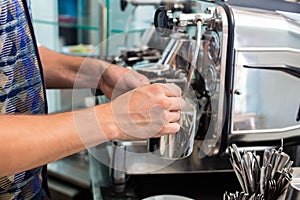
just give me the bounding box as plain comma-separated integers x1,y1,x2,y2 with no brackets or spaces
224,143,293,200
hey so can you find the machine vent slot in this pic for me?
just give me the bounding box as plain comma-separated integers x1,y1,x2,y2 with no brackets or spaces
297,104,300,122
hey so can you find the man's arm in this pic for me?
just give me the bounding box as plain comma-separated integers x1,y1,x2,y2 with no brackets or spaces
0,103,115,177
0,83,184,178
38,46,149,99
0,46,184,178
39,46,103,89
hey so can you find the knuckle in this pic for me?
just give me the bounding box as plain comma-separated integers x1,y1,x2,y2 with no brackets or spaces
163,110,169,121
150,83,162,92
158,98,171,110
160,126,168,134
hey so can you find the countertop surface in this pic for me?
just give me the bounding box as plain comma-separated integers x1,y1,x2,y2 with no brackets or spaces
47,150,300,200
47,151,91,189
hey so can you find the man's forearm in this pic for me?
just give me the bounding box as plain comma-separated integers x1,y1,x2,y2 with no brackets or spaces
0,104,113,177
38,46,109,89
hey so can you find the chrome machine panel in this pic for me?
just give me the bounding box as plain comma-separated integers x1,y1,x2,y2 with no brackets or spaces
229,6,300,146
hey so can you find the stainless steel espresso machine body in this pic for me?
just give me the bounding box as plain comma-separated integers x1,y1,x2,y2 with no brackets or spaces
106,0,300,193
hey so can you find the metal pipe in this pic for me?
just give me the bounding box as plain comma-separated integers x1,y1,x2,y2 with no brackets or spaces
182,20,202,98
98,1,107,55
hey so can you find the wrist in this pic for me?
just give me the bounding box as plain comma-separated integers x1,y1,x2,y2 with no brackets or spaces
95,103,123,141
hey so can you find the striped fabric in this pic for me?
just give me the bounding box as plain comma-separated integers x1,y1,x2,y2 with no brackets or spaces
0,0,47,199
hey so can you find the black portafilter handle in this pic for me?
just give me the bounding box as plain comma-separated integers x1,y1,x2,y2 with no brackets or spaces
120,0,127,11
154,6,174,37
91,88,104,97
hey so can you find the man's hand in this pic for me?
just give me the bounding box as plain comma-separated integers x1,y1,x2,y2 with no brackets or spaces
99,64,150,100
99,83,185,140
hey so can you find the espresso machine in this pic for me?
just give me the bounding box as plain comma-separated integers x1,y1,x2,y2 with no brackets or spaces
90,0,300,198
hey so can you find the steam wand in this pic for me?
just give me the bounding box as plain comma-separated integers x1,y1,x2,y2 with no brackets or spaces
182,20,202,99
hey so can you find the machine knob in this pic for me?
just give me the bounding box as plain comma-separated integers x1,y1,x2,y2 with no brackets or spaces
154,6,174,37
